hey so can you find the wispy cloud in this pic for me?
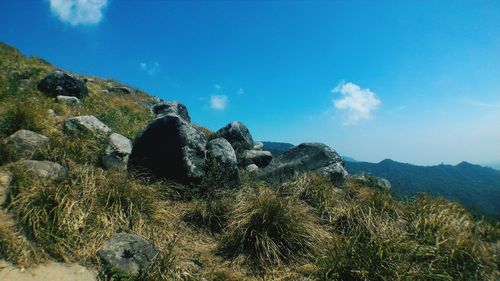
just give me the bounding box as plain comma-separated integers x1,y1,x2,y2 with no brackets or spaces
213,84,222,90
140,62,160,76
463,98,500,108
332,81,381,125
237,88,245,96
49,0,108,26
210,95,228,110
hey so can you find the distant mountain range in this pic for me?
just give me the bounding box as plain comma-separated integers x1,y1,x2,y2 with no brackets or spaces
345,159,500,218
261,141,294,155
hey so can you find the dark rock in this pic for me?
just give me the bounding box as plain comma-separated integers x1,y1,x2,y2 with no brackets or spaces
351,172,391,189
152,101,191,122
259,143,348,184
56,95,80,106
4,130,49,160
110,86,134,95
97,232,159,278
18,160,68,181
102,133,132,171
64,116,112,137
215,121,254,152
37,70,88,99
206,138,240,188
128,113,207,184
239,149,273,168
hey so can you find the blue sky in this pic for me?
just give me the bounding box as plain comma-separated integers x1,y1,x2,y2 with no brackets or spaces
1,1,499,166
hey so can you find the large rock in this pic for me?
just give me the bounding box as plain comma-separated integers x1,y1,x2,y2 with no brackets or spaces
253,141,264,150
97,232,159,278
102,133,132,171
4,129,49,160
128,114,207,183
18,160,68,181
239,149,273,168
259,143,348,184
351,172,391,189
152,101,191,122
37,70,88,98
64,116,112,137
215,121,254,152
206,138,240,188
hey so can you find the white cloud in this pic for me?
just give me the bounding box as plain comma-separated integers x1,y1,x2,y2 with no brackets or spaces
210,95,228,110
213,84,222,90
237,88,245,95
49,0,108,26
139,62,160,76
332,81,381,125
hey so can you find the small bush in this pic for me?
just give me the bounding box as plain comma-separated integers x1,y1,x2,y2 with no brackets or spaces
219,186,327,268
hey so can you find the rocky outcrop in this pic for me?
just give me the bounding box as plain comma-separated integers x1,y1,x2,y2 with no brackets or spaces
215,121,254,152
97,232,158,278
239,149,273,168
37,70,88,99
245,164,259,174
253,141,264,150
56,95,80,106
102,133,132,171
3,129,49,160
259,143,348,184
351,172,391,189
128,113,207,184
206,138,240,188
64,116,112,137
18,160,68,181
152,101,191,122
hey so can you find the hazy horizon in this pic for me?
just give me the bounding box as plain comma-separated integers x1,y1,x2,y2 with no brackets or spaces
1,1,499,166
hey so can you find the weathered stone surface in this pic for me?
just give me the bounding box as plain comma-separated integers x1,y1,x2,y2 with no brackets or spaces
245,164,260,174
253,141,264,150
97,232,158,278
259,143,348,184
56,95,80,106
239,149,273,168
4,129,49,160
64,116,112,137
37,70,88,98
128,113,207,184
152,101,191,122
110,86,134,95
102,133,132,171
215,121,254,151
206,138,240,188
18,160,68,181
351,172,391,189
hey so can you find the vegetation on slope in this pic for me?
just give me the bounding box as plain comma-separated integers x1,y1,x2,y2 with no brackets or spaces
0,42,499,280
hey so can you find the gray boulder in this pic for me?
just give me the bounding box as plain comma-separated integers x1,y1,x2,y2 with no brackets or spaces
110,86,134,95
351,172,391,189
56,95,80,106
253,141,264,150
4,129,49,160
152,101,191,122
128,113,207,184
245,164,260,174
37,70,88,98
0,170,11,206
102,133,132,171
98,232,159,278
215,121,254,152
206,138,240,188
259,143,348,184
18,160,68,181
64,116,112,137
239,149,273,168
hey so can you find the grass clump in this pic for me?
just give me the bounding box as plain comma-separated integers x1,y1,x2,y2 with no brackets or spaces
183,196,232,233
219,186,327,268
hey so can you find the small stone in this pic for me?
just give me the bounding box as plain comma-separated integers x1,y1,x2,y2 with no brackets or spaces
56,95,81,106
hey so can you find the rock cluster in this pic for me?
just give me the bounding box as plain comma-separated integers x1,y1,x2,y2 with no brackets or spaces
37,70,88,99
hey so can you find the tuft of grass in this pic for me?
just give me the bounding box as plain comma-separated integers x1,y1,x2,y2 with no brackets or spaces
219,186,327,268
183,196,232,233
0,99,51,139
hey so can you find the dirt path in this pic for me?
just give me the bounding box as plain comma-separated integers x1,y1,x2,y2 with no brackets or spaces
0,260,96,281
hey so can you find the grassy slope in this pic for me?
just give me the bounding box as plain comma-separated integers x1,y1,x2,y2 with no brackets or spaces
0,42,498,280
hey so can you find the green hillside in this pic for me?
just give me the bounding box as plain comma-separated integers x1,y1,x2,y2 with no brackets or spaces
0,42,498,281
